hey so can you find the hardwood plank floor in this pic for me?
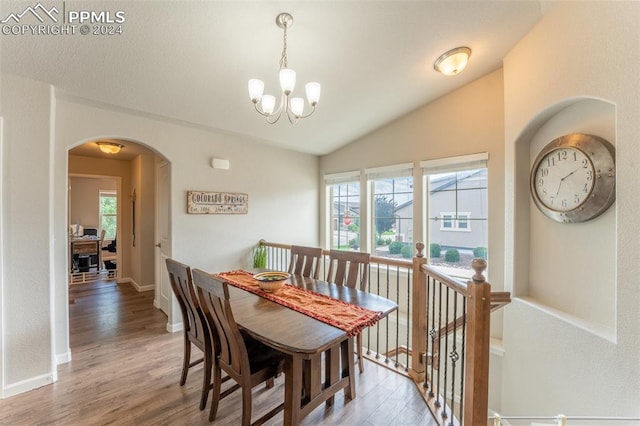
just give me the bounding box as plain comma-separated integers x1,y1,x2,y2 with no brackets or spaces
0,280,436,425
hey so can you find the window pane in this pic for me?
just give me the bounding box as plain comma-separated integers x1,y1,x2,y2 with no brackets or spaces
99,192,117,240
330,182,360,250
427,167,488,279
371,176,413,259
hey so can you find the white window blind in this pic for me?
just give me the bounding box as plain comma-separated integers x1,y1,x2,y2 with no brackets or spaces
324,170,360,185
365,163,413,180
421,153,488,175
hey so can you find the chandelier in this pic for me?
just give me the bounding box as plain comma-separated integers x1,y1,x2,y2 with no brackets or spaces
248,13,321,125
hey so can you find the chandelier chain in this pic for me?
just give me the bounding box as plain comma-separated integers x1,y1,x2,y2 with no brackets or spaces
280,23,288,69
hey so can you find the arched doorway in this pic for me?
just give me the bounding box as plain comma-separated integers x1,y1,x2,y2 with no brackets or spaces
66,138,173,345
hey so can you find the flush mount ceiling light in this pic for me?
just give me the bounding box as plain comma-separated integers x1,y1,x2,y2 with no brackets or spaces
248,12,321,125
434,46,472,76
96,141,124,154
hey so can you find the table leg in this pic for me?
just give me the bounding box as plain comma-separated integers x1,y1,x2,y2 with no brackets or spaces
325,344,341,406
283,354,303,426
342,338,356,400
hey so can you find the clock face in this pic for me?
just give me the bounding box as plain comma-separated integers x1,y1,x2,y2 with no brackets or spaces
533,147,595,212
529,133,616,223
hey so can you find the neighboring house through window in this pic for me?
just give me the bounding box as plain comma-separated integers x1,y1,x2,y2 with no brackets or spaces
422,153,488,279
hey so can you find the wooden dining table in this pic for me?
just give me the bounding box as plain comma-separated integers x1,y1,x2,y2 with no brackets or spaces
195,272,398,426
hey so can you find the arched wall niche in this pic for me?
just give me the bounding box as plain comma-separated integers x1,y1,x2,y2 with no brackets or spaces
512,97,616,340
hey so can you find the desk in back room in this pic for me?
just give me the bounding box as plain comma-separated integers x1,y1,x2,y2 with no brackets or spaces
69,238,101,272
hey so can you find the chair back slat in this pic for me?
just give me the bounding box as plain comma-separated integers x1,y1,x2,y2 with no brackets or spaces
326,250,370,291
165,258,207,345
288,245,323,279
192,269,251,379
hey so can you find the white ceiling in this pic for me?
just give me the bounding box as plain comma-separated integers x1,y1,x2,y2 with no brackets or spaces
1,1,549,155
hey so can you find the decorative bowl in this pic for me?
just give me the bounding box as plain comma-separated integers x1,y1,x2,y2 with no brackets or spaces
253,271,290,292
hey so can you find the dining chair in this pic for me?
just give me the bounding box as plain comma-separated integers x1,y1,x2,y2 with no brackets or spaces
326,249,371,373
165,258,213,411
192,269,285,425
287,245,323,279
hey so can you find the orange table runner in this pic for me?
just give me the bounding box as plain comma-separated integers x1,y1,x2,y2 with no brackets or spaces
216,270,383,337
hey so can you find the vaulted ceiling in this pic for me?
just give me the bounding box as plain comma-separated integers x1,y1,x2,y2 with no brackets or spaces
1,1,550,155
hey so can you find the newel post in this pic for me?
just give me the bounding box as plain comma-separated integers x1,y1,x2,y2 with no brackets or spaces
464,258,491,425
409,242,427,382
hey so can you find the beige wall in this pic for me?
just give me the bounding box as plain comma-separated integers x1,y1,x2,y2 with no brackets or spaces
0,74,320,397
68,176,117,232
502,1,640,415
0,75,53,395
69,155,133,279
320,68,505,292
320,67,507,411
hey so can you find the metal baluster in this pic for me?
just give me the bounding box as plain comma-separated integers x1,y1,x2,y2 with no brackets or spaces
435,280,443,408
375,263,381,360
393,265,400,368
441,286,450,421
448,290,459,425
367,264,380,359
404,266,410,371
384,265,391,364
423,273,431,391
428,276,437,398
459,297,467,425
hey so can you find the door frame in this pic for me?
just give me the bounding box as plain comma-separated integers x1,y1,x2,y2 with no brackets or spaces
154,160,177,330
67,173,122,282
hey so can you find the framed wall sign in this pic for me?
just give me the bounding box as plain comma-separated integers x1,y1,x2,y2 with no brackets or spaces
187,191,248,214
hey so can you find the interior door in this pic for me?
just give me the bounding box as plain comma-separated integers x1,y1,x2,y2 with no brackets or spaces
155,161,172,320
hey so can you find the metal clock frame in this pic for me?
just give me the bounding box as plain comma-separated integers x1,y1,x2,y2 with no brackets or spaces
530,133,616,223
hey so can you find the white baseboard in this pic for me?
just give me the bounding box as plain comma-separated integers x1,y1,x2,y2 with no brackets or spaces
56,350,72,365
3,372,54,399
119,277,154,292
167,321,183,333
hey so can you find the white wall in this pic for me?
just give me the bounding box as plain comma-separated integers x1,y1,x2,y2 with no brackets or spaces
69,176,117,232
0,78,319,397
502,1,640,415
0,74,55,396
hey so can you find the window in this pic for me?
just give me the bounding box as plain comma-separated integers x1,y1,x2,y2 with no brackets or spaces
325,172,360,251
367,164,413,259
422,153,488,279
99,191,117,240
439,212,471,231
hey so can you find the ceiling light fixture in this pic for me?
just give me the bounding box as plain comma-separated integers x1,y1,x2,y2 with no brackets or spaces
248,12,321,125
96,141,124,154
434,46,472,76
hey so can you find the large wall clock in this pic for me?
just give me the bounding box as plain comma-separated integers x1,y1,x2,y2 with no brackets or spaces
530,133,615,223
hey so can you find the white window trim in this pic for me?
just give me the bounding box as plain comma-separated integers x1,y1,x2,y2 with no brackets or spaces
421,152,488,174
99,190,117,240
326,175,361,251
439,212,472,232
367,166,415,256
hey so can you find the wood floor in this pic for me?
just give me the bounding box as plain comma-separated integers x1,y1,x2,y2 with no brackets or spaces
0,280,436,425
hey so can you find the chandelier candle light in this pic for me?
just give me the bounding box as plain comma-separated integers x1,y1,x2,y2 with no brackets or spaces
248,13,321,125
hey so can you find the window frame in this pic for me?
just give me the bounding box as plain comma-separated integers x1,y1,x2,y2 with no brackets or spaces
365,163,414,259
422,152,489,278
324,171,361,251
99,190,117,240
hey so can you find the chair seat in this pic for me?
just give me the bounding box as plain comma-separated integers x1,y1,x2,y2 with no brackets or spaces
242,331,285,373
